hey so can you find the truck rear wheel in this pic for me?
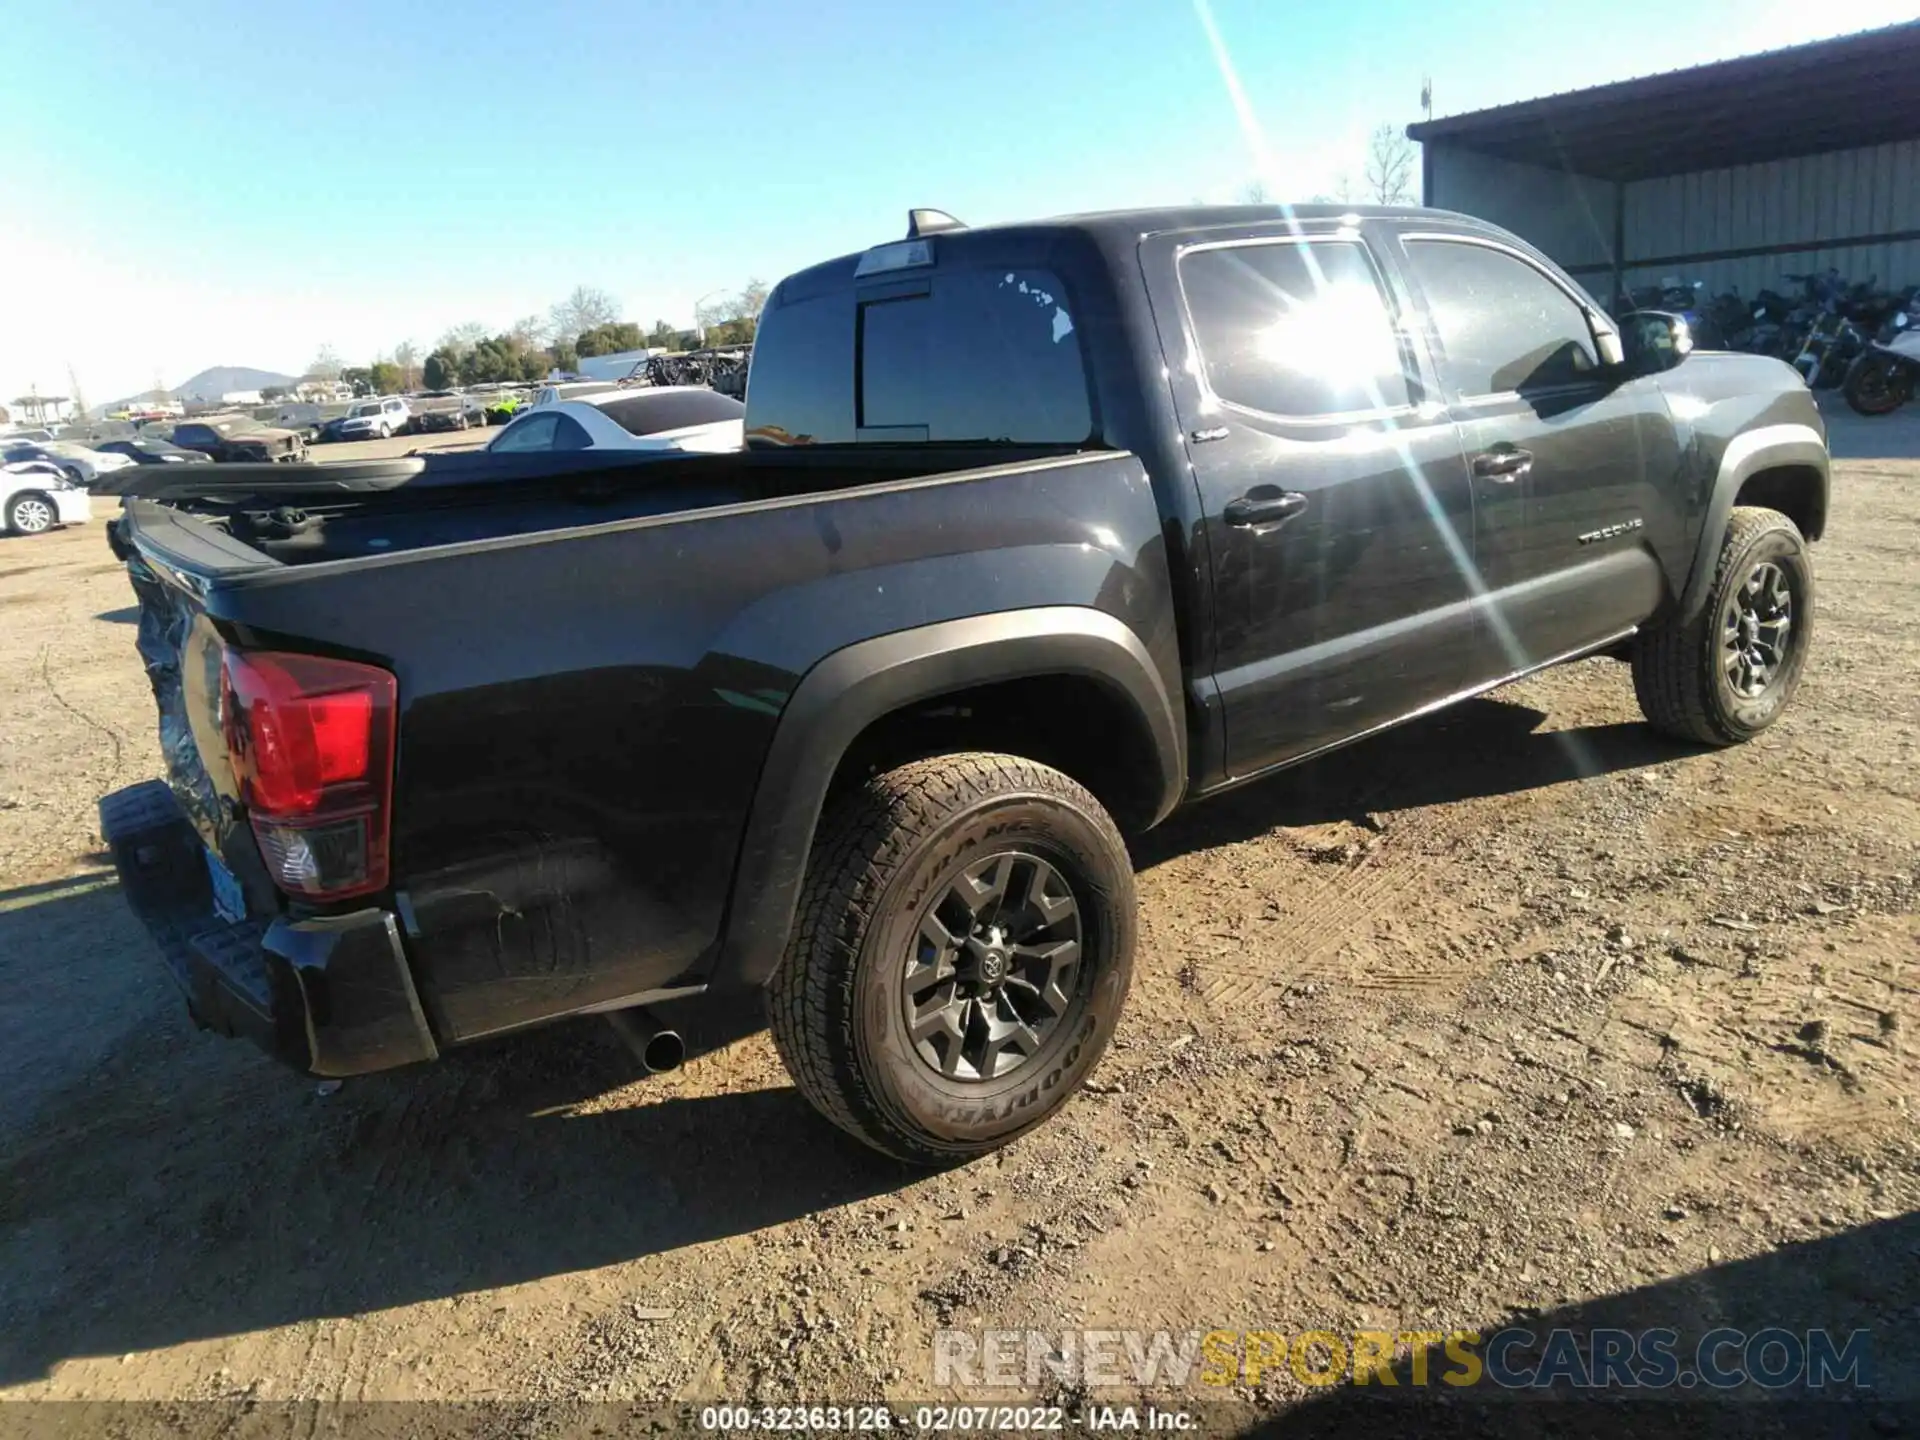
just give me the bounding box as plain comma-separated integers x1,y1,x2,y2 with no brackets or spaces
767,752,1135,1165
1632,505,1813,745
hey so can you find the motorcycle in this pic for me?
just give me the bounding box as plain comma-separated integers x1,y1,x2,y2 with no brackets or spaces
1842,301,1920,416
1790,311,1871,389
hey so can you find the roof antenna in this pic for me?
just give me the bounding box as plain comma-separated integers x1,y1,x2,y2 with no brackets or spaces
907,208,966,239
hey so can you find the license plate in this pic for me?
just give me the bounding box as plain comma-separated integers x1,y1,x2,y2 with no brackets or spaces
205,846,246,923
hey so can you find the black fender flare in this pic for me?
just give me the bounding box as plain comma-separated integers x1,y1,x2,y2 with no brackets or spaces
1678,423,1827,623
709,606,1184,993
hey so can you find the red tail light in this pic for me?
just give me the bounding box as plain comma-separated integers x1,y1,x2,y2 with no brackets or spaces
222,650,397,900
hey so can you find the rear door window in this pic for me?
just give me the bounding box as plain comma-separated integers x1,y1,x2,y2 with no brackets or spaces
1179,239,1410,418
1401,239,1599,396
491,413,559,452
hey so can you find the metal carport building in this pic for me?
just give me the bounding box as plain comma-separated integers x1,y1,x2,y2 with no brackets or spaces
1407,21,1920,309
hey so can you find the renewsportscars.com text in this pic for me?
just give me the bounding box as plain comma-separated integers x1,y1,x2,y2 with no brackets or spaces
934,1326,1873,1392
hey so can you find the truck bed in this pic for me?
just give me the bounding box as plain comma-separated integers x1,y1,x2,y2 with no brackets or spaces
114,442,1181,1060
117,445,1085,568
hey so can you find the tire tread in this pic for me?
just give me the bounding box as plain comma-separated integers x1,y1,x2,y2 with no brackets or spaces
766,751,1124,1164
1632,505,1802,746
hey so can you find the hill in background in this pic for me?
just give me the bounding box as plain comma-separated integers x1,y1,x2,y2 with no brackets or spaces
97,365,298,415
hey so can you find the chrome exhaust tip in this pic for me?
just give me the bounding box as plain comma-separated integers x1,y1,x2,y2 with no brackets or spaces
605,1006,685,1074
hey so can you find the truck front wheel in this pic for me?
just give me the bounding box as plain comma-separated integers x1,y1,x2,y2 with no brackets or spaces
768,752,1136,1165
1632,505,1813,745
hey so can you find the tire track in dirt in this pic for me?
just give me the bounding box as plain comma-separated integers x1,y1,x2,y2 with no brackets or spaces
1189,794,1527,1008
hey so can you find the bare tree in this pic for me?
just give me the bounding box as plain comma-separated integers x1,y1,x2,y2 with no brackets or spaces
508,314,549,352
1308,170,1356,205
436,322,488,359
549,285,620,342
693,294,729,335
1240,180,1270,204
694,280,772,342
393,340,420,391
1365,124,1417,205
307,345,343,381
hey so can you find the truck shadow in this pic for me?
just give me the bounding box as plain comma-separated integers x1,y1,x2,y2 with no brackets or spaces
0,882,908,1384
0,696,1686,1383
1245,1210,1917,1438
1132,697,1688,870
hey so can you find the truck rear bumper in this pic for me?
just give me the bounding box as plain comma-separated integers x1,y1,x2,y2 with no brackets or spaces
100,780,439,1077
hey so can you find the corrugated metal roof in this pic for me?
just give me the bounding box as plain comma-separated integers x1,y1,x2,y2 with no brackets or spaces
1407,21,1920,181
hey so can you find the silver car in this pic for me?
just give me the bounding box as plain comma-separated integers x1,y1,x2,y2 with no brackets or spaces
0,440,134,487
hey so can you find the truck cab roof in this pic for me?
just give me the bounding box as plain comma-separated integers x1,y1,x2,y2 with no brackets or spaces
773,204,1476,298
746,203,1494,451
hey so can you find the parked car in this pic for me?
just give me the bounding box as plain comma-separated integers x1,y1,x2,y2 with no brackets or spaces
0,438,135,487
485,387,745,454
169,418,308,464
2,460,91,534
272,404,329,444
100,204,1827,1164
94,436,215,466
529,381,620,409
86,438,213,495
414,397,487,433
335,398,413,441
1,427,56,443
482,389,533,425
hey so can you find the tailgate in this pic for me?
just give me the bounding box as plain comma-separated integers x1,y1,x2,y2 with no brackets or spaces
121,512,281,909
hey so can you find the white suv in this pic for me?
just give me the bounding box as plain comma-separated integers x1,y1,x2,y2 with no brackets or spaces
336,397,413,441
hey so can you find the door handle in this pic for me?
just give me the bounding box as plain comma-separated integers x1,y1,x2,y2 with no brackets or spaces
1224,490,1309,528
1472,447,1534,481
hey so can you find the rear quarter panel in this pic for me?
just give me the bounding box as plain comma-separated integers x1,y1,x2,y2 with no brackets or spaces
201,452,1175,1041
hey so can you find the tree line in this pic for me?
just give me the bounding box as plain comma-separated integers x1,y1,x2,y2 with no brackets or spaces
1239,123,1418,207
298,280,768,396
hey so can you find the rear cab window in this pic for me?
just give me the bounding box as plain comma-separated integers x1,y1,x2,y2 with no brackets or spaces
746,253,1094,447
598,389,744,437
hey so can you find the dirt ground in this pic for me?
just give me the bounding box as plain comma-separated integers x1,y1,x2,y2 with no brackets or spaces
2,410,1916,1432
320,428,490,461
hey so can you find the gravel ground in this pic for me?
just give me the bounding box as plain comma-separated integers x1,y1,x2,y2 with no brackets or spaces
1,411,1915,1434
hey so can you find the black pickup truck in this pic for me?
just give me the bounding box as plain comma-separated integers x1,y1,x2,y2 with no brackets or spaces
102,204,1828,1164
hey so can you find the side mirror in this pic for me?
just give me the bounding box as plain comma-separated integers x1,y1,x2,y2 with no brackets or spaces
1594,325,1625,368
1618,310,1693,373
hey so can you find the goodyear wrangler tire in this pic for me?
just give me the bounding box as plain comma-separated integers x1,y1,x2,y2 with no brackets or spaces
767,752,1136,1165
1632,505,1813,746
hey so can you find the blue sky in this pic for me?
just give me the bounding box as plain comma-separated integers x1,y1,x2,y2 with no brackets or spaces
3,0,1914,406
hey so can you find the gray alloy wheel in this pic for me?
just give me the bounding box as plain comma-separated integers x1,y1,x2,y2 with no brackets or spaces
8,493,57,535
1721,559,1793,699
1633,506,1812,745
902,850,1087,1082
768,751,1136,1165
